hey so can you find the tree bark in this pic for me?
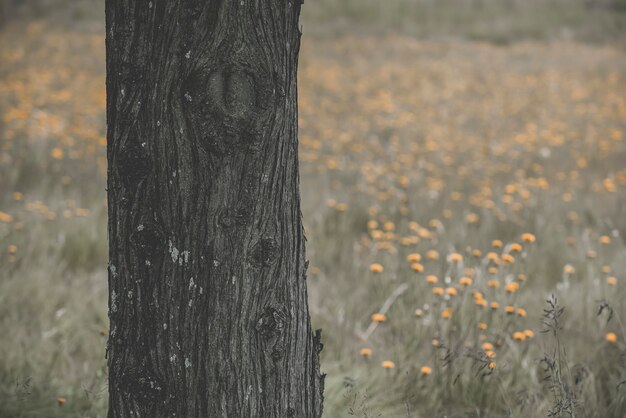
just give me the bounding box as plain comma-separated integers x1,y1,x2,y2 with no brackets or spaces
105,1,324,417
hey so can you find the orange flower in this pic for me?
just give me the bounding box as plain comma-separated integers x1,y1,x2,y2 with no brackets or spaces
475,298,487,307
505,282,520,293
360,348,373,357
441,308,453,319
459,277,473,286
0,211,13,223
477,322,488,330
487,280,500,289
370,263,384,273
420,366,432,375
607,276,618,286
516,308,527,317
482,342,494,351
426,250,440,260
491,240,503,248
371,313,387,322
381,360,395,369
490,302,499,310
432,287,444,296
488,362,496,370
426,275,438,284
445,287,458,296
502,254,515,264
509,243,522,253
50,147,64,160
486,252,499,262
513,332,526,341
504,306,515,314
606,332,618,343
485,351,496,359
411,263,424,272
523,329,534,338
56,397,66,405
563,264,575,274
449,253,463,263
521,233,536,243
599,235,611,245
407,253,421,262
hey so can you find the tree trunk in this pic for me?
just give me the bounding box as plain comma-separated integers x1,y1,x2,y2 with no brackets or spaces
105,1,324,417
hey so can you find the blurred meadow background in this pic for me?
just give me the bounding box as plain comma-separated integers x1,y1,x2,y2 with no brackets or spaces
1,0,626,416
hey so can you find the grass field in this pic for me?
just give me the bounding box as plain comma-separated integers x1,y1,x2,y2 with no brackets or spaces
1,2,626,417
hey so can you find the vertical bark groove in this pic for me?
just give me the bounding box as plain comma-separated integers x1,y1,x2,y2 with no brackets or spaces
106,1,324,416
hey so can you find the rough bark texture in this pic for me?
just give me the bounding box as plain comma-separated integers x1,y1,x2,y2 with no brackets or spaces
105,1,324,416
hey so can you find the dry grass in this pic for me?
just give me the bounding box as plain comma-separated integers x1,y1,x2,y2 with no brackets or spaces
1,7,626,418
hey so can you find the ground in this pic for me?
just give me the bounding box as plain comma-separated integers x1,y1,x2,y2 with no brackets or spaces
1,8,626,418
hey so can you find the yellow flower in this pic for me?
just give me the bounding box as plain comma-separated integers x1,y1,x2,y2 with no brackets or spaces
381,360,395,369
371,312,387,322
459,277,473,286
370,263,384,273
521,233,536,243
360,348,373,357
606,332,618,343
426,274,438,284
420,366,432,375
406,253,421,263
